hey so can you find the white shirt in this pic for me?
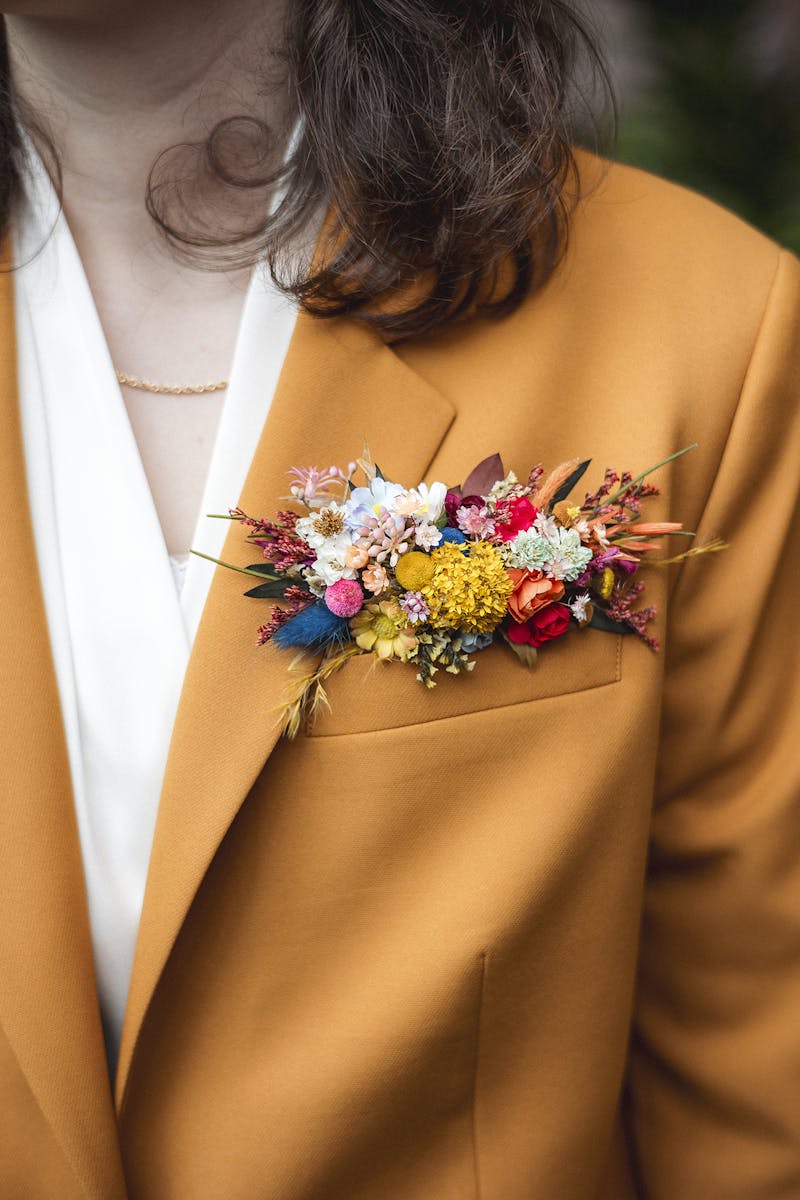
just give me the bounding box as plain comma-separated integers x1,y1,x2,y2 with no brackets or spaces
14,148,300,1073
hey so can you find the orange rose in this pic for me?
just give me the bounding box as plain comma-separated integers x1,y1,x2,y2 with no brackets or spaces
506,568,564,623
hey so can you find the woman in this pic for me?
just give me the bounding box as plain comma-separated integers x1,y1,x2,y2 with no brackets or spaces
1,1,798,1197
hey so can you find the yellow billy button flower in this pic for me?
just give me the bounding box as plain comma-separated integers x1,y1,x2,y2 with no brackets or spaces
421,540,514,634
395,549,436,591
350,599,417,661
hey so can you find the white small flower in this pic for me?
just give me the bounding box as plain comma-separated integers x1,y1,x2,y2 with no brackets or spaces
391,481,447,524
414,522,443,550
413,481,447,524
345,478,406,528
573,518,609,548
486,471,519,503
311,532,358,585
295,501,348,550
569,592,592,624
533,512,560,542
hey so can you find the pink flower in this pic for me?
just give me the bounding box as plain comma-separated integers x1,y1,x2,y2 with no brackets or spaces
324,579,364,618
399,591,430,624
287,464,347,508
456,503,495,539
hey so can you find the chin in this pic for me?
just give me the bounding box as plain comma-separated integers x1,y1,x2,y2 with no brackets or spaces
2,1,146,16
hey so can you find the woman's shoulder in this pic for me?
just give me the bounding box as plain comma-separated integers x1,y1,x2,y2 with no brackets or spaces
454,147,797,410
398,150,798,529
565,147,791,333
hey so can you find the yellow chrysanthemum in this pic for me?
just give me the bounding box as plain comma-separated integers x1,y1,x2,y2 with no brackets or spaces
350,599,417,661
421,541,513,634
395,550,435,591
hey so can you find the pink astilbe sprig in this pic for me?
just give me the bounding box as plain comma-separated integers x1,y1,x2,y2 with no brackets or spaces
582,469,620,511
256,586,315,646
235,508,314,572
605,582,659,651
610,473,660,516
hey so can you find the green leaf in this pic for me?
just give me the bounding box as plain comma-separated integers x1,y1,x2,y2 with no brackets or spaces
190,549,284,582
589,609,633,636
244,563,282,578
375,464,385,481
550,459,591,506
244,579,298,599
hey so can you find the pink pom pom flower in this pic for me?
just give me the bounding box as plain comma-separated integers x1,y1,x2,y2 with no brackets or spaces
324,578,364,618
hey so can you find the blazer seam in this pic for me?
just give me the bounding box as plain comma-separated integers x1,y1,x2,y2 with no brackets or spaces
471,950,488,1200
0,1017,91,1200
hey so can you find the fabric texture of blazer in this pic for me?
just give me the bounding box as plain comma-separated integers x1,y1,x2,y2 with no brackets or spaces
1,150,799,1199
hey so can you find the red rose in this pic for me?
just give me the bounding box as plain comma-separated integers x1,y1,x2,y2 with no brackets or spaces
505,619,534,645
496,496,539,541
530,603,572,647
505,603,572,647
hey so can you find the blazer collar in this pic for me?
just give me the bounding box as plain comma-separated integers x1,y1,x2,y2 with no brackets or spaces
114,308,455,1106
0,271,127,1197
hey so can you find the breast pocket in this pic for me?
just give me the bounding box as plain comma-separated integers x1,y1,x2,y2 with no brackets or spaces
307,628,623,737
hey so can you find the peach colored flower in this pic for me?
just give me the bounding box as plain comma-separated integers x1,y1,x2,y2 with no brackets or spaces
344,544,370,570
392,491,423,518
362,563,389,594
506,568,565,623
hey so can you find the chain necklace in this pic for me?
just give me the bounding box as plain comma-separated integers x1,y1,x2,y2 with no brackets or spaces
115,371,229,396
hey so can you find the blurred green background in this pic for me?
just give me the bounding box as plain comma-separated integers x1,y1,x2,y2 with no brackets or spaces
592,0,800,251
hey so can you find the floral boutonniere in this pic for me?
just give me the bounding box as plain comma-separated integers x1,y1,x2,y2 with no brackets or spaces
194,445,725,737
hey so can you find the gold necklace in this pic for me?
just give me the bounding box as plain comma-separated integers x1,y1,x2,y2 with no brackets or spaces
115,370,229,396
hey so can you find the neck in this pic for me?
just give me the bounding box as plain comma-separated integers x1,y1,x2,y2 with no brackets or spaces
5,1,290,255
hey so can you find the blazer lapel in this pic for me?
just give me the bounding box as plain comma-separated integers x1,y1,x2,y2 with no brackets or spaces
0,275,126,1197
115,310,456,1106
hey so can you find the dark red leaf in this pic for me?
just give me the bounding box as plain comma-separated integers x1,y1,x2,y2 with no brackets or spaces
460,453,505,498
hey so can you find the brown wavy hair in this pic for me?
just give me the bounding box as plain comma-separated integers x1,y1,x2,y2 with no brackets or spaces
1,1,614,341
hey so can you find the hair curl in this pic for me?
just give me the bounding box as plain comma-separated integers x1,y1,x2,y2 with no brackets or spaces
1,2,614,340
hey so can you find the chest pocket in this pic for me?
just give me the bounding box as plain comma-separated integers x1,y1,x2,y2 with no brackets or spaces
307,628,623,737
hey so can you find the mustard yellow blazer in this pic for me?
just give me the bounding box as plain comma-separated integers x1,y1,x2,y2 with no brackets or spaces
2,151,799,1200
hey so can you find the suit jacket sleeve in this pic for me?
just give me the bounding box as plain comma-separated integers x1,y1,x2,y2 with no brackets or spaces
628,247,800,1197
